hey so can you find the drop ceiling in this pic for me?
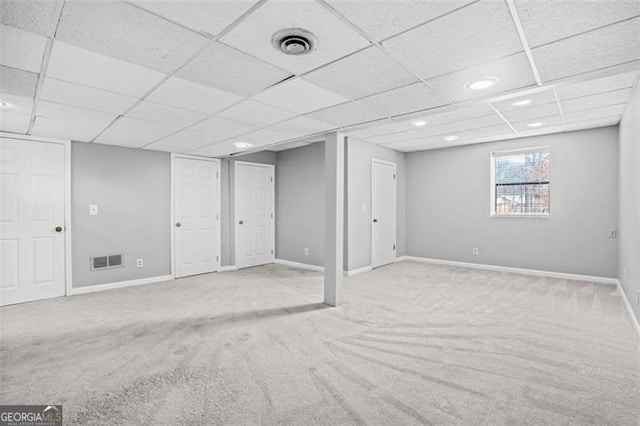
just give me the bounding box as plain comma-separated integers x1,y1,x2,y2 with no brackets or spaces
0,0,638,156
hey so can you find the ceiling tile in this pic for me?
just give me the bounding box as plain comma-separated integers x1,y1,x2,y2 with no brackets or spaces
489,88,557,113
266,116,336,137
367,130,424,144
413,103,497,127
108,116,180,138
32,101,118,142
515,0,640,48
0,109,31,134
382,0,522,79
427,53,536,103
252,79,349,114
46,41,167,97
93,128,162,149
126,100,207,128
560,88,632,113
0,0,58,36
40,78,139,114
146,76,242,115
516,124,566,139
564,104,627,124
190,116,257,142
325,0,474,42
144,129,217,153
510,115,564,132
0,92,34,114
416,122,466,138
346,121,406,139
452,113,507,131
217,100,296,127
219,0,370,75
176,42,291,98
129,0,258,37
556,71,638,99
305,100,385,127
303,46,418,99
0,24,47,73
564,115,621,132
268,141,311,152
55,1,209,74
532,18,640,82
465,124,517,139
0,93,32,133
226,128,292,147
0,65,38,98
500,102,560,123
358,82,450,118
189,140,241,157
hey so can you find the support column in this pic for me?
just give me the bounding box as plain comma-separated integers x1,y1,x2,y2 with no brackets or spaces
324,132,344,307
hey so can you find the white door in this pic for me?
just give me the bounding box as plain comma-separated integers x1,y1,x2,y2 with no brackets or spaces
235,161,274,269
0,137,66,306
371,159,396,268
174,156,220,278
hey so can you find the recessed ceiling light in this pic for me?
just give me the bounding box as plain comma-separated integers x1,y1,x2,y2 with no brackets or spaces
511,99,531,107
464,77,499,91
443,135,459,142
411,119,427,127
526,121,544,128
0,101,9,108
272,28,318,55
233,142,252,149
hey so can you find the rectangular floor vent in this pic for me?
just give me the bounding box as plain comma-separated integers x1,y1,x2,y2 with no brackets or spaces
91,255,124,271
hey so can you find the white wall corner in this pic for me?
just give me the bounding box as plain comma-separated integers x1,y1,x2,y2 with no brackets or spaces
617,281,640,340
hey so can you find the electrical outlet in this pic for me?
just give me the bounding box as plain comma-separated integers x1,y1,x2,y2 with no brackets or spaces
303,248,309,256
609,229,617,238
136,259,143,268
472,248,479,256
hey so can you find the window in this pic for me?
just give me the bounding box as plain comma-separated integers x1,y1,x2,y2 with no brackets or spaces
491,147,550,216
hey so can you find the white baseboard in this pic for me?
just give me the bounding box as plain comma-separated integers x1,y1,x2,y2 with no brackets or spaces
395,256,409,263
70,275,173,296
618,281,640,340
273,259,324,272
400,256,618,285
220,265,238,272
345,266,373,276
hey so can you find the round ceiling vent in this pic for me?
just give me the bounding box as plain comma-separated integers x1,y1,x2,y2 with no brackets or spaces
272,28,318,55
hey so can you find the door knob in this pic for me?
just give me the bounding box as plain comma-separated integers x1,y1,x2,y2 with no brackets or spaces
176,222,182,227
239,220,244,225
373,219,378,223
55,226,63,232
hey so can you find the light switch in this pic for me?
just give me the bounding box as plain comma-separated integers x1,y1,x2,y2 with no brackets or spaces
89,204,98,216
361,204,366,212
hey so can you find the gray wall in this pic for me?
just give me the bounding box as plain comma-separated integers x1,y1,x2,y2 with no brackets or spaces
618,85,640,324
406,126,619,278
276,142,325,266
346,138,407,271
71,142,171,287
220,151,277,266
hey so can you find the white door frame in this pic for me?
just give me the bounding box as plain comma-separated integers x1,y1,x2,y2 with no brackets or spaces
371,158,397,268
0,132,72,298
170,153,221,278
233,160,275,268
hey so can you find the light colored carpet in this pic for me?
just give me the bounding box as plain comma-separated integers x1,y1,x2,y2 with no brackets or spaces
1,261,638,425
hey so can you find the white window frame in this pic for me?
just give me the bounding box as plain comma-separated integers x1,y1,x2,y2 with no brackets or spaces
490,146,550,218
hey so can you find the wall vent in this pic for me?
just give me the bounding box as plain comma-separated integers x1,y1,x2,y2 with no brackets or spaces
91,254,124,271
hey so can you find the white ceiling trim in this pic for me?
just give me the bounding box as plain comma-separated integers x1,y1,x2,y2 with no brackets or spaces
505,0,542,86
